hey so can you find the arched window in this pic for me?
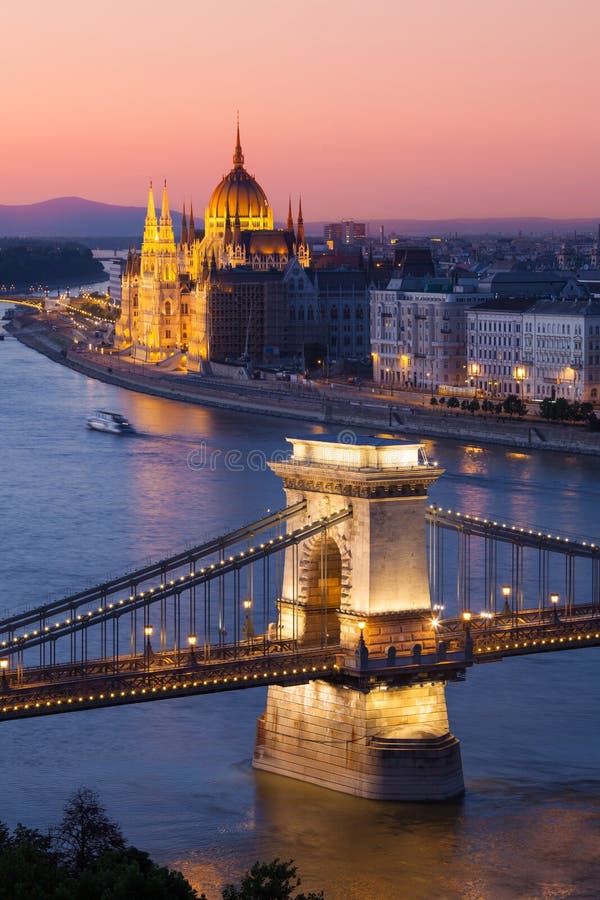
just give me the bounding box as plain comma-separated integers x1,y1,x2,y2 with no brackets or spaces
164,300,172,316
289,306,296,321
356,306,364,320
307,306,314,321
330,306,338,320
343,305,351,320
298,306,305,321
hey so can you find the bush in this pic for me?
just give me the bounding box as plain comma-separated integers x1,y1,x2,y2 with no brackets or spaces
222,859,323,900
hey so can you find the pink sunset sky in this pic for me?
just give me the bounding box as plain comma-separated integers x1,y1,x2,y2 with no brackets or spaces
2,0,599,220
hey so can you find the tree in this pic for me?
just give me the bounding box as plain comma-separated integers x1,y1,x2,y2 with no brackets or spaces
222,859,324,900
430,396,438,406
468,398,480,415
0,823,67,900
54,787,125,873
447,396,459,408
73,847,200,900
502,394,527,418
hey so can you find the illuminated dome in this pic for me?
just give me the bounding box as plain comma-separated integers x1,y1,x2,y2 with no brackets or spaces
205,126,273,236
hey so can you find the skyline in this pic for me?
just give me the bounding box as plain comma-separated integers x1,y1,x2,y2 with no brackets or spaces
3,0,600,219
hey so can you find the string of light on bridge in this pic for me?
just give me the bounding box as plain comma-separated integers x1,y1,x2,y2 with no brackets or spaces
0,664,337,718
0,510,351,652
427,504,598,549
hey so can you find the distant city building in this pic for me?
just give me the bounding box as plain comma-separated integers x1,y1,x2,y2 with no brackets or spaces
489,271,587,300
323,221,367,246
108,258,126,306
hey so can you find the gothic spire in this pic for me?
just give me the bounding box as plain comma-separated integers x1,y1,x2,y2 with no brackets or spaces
188,202,196,246
158,179,175,245
296,196,305,245
143,182,158,245
233,194,241,245
224,201,233,245
287,196,294,232
233,112,244,169
180,203,188,246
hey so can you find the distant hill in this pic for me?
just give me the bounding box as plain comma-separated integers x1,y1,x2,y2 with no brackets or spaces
0,197,597,239
0,197,181,239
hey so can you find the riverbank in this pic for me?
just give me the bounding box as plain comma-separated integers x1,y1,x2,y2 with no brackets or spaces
8,313,600,456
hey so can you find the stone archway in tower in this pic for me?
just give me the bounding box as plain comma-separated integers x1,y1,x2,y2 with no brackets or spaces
299,534,342,647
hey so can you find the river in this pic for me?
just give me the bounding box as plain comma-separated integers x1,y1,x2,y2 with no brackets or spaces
1,326,599,899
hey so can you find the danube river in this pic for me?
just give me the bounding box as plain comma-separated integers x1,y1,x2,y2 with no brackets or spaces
1,328,600,899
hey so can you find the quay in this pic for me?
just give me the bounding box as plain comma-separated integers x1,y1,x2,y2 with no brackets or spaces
7,310,600,457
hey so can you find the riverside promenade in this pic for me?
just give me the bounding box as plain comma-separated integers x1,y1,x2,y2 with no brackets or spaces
8,312,600,457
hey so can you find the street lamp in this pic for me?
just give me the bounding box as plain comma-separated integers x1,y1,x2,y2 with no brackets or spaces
242,598,254,646
0,659,8,691
188,634,197,664
501,584,511,616
462,611,473,659
144,625,153,667
550,592,560,624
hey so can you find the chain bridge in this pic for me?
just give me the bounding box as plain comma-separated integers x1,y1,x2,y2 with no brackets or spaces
2,434,599,800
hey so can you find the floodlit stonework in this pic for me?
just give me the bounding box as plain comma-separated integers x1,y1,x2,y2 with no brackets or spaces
254,435,465,800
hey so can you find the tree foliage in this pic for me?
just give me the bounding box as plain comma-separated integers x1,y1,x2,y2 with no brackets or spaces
0,789,199,899
222,859,323,900
54,787,125,872
539,397,595,423
0,240,104,290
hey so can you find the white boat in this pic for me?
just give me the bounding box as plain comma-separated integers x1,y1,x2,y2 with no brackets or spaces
86,410,133,434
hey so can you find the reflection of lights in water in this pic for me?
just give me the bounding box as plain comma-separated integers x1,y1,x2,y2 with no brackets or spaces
506,452,530,461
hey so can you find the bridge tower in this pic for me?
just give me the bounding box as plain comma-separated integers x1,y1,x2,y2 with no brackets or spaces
254,434,464,800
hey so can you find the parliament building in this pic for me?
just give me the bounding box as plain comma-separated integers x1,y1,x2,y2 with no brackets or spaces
115,126,312,369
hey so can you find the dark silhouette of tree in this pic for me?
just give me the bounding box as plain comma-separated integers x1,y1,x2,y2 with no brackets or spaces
74,847,200,900
54,787,125,873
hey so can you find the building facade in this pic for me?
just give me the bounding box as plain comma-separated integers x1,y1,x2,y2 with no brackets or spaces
466,299,600,402
370,277,491,390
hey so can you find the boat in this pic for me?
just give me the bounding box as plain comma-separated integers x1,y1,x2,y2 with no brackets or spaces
86,410,134,434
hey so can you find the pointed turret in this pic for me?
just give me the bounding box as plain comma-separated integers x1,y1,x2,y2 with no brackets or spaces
188,203,196,246
233,113,244,169
296,196,305,246
286,196,294,233
224,201,233,245
180,203,188,246
233,195,242,246
158,179,175,247
142,182,158,246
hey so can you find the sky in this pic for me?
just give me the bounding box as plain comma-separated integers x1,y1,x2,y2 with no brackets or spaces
2,0,599,220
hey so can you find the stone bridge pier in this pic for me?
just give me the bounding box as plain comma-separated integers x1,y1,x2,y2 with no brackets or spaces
253,434,464,801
